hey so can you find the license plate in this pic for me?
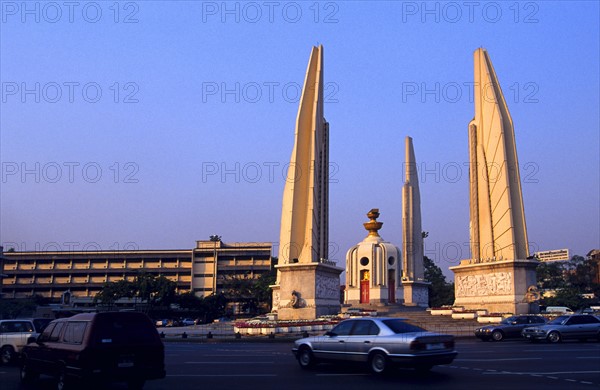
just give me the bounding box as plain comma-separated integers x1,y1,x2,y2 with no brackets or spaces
426,343,444,350
118,357,134,368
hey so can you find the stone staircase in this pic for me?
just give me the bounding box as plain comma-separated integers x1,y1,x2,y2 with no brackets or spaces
342,304,480,337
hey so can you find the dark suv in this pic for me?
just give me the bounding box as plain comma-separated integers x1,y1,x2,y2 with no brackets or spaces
20,312,165,389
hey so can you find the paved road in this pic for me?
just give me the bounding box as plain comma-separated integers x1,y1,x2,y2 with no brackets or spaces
2,339,599,389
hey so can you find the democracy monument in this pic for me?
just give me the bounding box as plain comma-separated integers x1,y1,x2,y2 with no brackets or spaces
270,45,344,321
271,46,536,319
450,48,538,314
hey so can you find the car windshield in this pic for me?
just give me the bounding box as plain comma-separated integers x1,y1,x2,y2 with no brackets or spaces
548,316,569,325
382,319,425,333
500,316,517,324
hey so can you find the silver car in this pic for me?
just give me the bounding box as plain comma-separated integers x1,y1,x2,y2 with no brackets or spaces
292,317,457,374
521,314,600,343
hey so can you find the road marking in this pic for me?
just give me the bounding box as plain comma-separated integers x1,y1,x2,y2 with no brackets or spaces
576,356,600,359
524,349,600,353
456,358,542,362
483,371,600,375
168,374,277,377
185,361,275,364
202,354,279,357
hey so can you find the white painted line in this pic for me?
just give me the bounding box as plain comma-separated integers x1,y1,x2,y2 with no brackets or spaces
202,354,277,357
524,349,600,353
581,381,594,385
577,356,600,359
168,374,277,377
456,358,542,362
483,371,600,375
566,379,577,382
185,361,274,364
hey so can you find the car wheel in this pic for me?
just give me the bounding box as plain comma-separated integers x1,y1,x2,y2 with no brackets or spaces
297,346,315,369
20,359,39,383
1,345,15,365
547,331,561,343
491,330,504,342
369,351,388,375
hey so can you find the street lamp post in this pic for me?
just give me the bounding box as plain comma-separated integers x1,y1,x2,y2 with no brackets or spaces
209,235,222,294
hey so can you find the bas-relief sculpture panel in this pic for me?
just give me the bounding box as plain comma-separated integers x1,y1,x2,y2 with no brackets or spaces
316,273,340,300
456,271,513,297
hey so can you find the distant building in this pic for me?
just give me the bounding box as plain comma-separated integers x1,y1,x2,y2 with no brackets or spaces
1,241,272,300
588,249,600,284
535,249,570,262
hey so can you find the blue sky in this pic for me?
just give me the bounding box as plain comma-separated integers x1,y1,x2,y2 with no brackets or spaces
1,1,599,279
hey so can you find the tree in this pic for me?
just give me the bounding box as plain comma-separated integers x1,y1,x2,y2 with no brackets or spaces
251,267,276,310
94,272,176,313
93,279,135,309
537,255,600,309
536,261,566,290
0,298,36,319
201,293,228,322
423,256,455,307
174,291,203,311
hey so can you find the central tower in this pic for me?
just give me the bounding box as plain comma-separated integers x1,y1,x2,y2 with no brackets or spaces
271,45,343,320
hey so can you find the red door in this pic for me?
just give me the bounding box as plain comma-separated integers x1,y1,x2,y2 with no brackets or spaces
388,270,396,303
360,280,369,303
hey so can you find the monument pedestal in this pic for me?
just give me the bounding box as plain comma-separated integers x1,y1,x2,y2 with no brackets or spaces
450,259,539,314
401,280,430,307
272,262,343,320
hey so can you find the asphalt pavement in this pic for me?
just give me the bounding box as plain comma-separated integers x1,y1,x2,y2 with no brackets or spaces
2,338,599,390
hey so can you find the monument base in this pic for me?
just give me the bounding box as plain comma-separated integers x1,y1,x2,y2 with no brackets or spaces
402,281,430,307
271,262,343,321
450,259,539,314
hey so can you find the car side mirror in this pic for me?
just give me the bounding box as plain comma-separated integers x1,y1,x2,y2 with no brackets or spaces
325,331,336,337
27,336,37,344
510,321,518,325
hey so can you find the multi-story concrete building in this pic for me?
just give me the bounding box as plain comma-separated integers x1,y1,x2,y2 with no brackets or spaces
588,249,600,284
1,241,272,300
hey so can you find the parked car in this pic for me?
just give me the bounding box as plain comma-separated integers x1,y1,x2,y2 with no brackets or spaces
521,314,600,343
475,315,547,341
181,318,196,326
20,311,165,389
544,306,574,314
155,319,168,327
0,318,51,364
292,317,457,374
